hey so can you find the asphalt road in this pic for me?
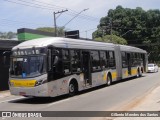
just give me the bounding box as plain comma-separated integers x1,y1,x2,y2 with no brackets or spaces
0,71,160,120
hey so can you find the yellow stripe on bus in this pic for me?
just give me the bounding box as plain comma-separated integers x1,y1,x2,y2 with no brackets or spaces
112,72,117,79
131,69,137,75
10,80,36,87
125,70,128,77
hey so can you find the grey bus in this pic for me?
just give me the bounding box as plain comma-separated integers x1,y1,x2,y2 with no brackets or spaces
9,37,148,97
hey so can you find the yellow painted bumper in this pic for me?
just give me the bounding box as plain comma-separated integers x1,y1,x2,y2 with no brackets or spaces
10,80,36,87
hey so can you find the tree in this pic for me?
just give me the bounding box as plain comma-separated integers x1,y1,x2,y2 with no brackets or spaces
0,31,17,39
93,6,160,63
36,27,65,37
95,35,127,45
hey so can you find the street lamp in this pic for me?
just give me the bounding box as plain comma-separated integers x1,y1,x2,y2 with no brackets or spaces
121,30,133,37
63,8,89,27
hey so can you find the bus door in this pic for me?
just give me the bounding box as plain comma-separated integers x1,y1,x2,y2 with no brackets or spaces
127,53,131,75
82,51,92,85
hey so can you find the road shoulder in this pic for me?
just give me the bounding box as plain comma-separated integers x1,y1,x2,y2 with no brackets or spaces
113,85,160,120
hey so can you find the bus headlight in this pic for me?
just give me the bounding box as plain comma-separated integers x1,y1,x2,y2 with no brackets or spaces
35,79,47,86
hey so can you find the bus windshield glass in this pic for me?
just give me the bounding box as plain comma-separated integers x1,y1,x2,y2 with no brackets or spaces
10,56,46,78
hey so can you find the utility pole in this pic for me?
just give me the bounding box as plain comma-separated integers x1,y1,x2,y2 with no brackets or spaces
53,9,68,37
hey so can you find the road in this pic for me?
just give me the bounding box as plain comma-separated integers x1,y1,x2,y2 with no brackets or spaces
0,72,160,120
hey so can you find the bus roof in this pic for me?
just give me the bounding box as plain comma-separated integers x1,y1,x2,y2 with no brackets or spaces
119,44,147,53
12,37,115,51
12,37,147,53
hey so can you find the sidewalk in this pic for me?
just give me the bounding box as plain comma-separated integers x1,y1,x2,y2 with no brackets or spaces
0,90,10,98
113,85,160,120
131,86,160,111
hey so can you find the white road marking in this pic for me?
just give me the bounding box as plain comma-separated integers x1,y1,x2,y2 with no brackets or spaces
0,97,25,104
47,98,70,107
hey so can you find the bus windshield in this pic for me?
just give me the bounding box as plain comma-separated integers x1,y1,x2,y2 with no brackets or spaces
10,56,46,78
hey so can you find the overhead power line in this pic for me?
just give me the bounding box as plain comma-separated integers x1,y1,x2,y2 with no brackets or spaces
63,8,89,27
4,0,56,10
0,17,76,31
4,0,99,22
99,25,160,30
26,0,99,21
0,18,48,26
80,28,97,33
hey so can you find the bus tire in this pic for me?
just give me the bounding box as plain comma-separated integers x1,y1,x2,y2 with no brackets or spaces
137,68,141,77
106,74,112,86
69,80,78,96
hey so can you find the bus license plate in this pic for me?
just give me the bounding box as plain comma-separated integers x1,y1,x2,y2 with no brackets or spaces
19,92,26,96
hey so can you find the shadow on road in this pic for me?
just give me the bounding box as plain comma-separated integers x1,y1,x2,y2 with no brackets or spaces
9,75,146,104
9,95,69,104
112,75,146,85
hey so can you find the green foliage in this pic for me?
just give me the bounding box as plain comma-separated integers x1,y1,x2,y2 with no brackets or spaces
36,27,65,37
0,31,17,39
93,6,160,62
95,35,127,45
36,27,55,33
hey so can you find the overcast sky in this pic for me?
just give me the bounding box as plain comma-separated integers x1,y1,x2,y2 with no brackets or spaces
1,0,160,38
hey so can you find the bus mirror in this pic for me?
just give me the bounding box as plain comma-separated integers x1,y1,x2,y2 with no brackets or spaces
53,56,59,65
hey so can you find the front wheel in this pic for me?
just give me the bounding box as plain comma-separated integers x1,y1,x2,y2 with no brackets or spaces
69,82,76,96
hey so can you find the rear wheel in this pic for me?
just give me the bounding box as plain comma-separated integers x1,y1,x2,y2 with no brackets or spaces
137,69,141,77
106,75,112,86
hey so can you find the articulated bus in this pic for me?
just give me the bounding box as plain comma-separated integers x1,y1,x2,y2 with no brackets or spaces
9,37,148,97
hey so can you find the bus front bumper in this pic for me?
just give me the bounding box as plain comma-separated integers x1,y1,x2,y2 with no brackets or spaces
9,84,49,97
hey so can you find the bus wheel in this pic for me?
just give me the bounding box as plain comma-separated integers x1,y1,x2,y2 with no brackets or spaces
106,75,112,86
69,82,77,96
137,69,141,77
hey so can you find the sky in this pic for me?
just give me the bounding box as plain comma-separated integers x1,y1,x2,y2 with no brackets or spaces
0,0,160,39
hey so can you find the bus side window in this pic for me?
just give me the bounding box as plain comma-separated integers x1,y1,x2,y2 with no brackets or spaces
121,52,128,68
62,49,71,75
106,51,109,68
91,51,100,71
70,50,81,73
108,51,116,68
100,51,106,70
52,49,63,73
131,53,136,67
136,53,140,65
